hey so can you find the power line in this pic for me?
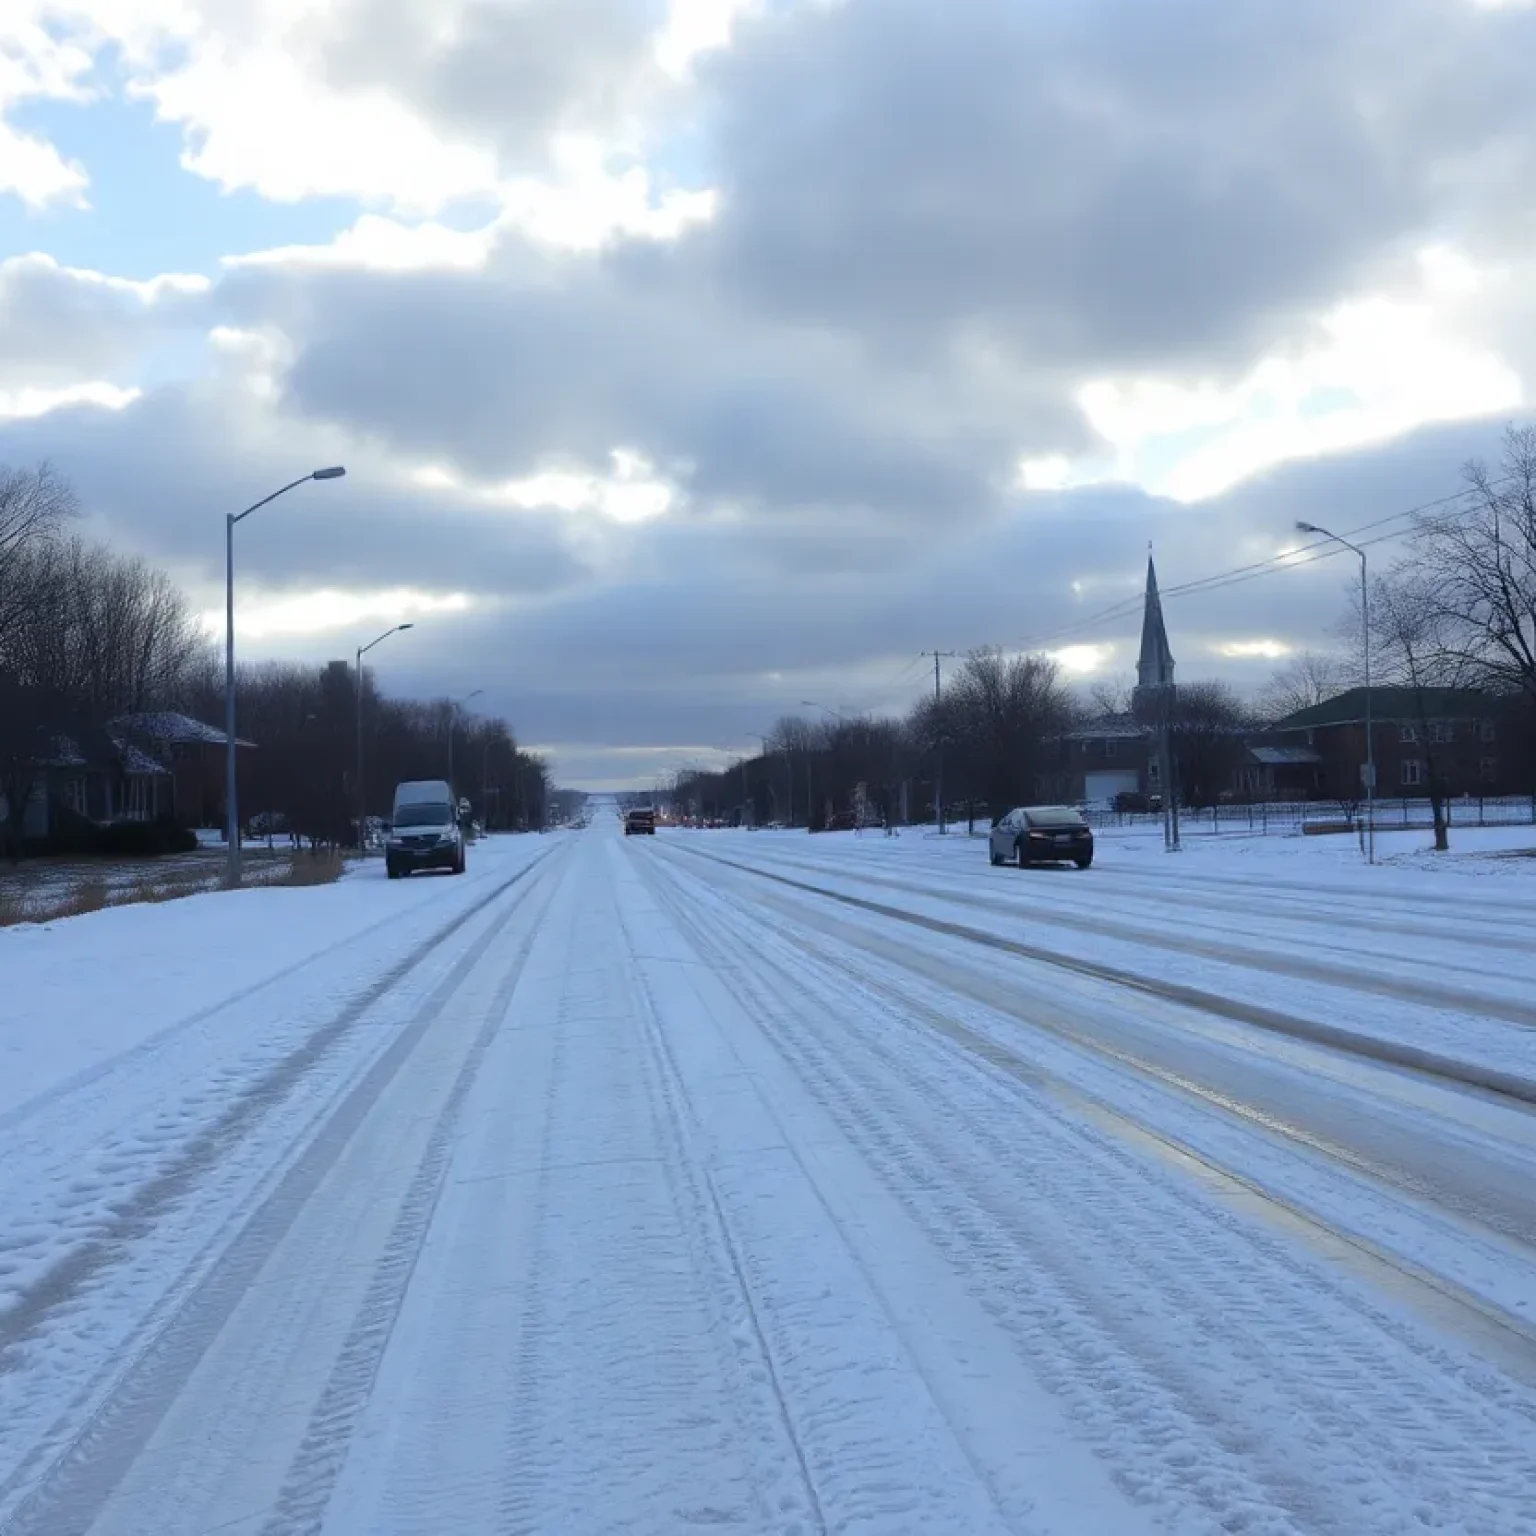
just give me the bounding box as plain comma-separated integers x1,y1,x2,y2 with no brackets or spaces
1007,472,1513,657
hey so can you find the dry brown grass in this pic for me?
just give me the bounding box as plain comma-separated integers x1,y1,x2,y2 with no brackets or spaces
272,851,346,887
0,877,110,927
0,850,343,926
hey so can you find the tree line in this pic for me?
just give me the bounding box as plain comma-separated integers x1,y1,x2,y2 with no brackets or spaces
662,655,1257,832
669,427,1536,834
0,462,550,856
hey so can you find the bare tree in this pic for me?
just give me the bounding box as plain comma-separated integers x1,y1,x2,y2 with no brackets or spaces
1086,675,1134,717
1257,650,1350,721
941,648,1075,819
1169,680,1254,807
1413,424,1536,705
1367,568,1469,851
2,537,208,715
0,462,77,649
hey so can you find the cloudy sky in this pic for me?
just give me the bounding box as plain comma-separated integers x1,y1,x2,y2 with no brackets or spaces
3,0,1534,788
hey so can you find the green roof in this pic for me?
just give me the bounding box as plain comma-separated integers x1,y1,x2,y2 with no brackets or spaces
1270,687,1494,731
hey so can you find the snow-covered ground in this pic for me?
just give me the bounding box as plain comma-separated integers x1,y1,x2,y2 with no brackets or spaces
1,822,1534,1534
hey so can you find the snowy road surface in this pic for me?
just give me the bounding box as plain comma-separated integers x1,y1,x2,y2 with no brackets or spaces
2,824,1535,1535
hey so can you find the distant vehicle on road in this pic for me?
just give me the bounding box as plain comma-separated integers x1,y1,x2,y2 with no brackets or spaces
624,808,656,836
386,780,466,877
989,805,1094,869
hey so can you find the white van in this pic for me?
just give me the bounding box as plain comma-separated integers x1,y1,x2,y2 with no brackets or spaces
385,780,465,878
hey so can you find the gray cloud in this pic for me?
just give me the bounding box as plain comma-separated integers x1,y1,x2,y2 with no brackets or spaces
0,256,206,388
218,248,1059,525
315,0,667,165
10,0,1536,787
693,0,1536,375
0,385,589,598
0,381,1522,787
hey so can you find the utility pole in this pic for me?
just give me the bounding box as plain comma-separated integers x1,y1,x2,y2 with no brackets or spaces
1297,521,1374,864
750,733,781,828
354,623,413,857
921,651,957,833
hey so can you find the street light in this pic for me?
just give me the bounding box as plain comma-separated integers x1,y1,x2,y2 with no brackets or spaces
446,688,483,791
224,466,345,887
355,623,414,855
798,701,850,828
750,731,790,827
1297,520,1375,864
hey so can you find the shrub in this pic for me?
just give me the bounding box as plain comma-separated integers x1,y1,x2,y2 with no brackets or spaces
93,819,197,857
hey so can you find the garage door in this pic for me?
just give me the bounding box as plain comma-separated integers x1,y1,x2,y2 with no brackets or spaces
1083,769,1140,804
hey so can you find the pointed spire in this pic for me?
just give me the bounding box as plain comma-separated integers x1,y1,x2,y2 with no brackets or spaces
1135,552,1175,694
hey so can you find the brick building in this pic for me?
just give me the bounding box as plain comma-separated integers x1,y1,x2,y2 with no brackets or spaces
1263,687,1526,800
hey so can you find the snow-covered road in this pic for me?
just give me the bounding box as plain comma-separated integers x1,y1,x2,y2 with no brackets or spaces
2,823,1535,1534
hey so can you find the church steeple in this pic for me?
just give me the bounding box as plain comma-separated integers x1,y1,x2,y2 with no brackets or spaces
1134,551,1175,696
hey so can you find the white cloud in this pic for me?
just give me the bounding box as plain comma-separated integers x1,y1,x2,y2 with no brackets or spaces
1017,455,1072,492
138,43,500,210
1077,249,1524,502
225,214,499,273
205,585,476,641
45,0,719,223
1213,639,1292,660
1,250,209,302
655,0,760,78
1048,643,1114,676
0,121,89,209
0,14,96,207
408,449,676,524
0,380,140,418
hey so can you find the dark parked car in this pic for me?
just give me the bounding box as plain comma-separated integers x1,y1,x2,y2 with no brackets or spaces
989,805,1094,869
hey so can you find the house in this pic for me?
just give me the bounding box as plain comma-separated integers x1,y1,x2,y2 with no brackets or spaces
1043,714,1157,805
113,712,255,828
1241,741,1324,800
0,724,172,846
1264,687,1523,800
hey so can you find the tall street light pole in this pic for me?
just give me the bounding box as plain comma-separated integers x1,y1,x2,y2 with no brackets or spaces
801,700,847,830
355,623,414,855
447,688,484,792
225,466,345,887
750,732,785,827
1297,520,1375,865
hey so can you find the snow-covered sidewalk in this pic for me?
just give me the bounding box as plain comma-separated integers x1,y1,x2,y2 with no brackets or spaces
1,824,1534,1534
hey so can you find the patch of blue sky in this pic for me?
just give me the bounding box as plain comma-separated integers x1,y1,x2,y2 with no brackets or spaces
2,94,356,279
1298,386,1362,418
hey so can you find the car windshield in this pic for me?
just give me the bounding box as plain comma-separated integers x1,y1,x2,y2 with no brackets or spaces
1025,806,1087,828
394,803,453,828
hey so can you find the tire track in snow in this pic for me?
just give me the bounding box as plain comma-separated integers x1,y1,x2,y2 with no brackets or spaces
0,845,559,1384
675,852,1536,1290
0,854,541,1139
488,844,821,1536
610,869,829,1536
733,839,1536,970
622,849,1051,1534
667,842,1536,1103
252,897,548,1536
0,849,564,1535
674,841,1536,1032
646,846,1536,1536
